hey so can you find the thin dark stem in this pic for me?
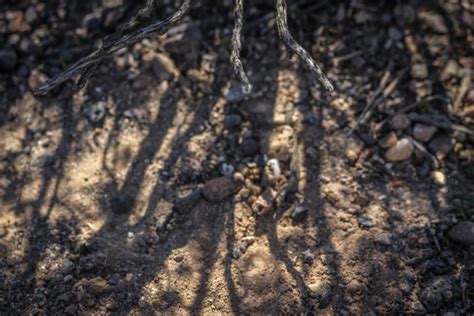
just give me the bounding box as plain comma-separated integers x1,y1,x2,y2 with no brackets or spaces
230,0,252,94
35,0,191,95
275,0,334,93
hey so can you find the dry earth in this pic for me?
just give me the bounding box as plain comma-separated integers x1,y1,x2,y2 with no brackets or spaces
1,0,473,315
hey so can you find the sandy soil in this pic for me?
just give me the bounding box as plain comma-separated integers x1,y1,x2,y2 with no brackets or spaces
1,1,473,314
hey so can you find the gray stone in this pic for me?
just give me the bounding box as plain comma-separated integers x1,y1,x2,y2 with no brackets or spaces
391,114,411,130
218,162,235,176
413,124,437,142
388,27,403,42
359,216,373,228
63,274,73,283
224,114,242,129
448,221,474,245
224,85,245,102
428,135,454,160
292,204,308,223
87,101,106,123
374,233,392,246
40,154,56,167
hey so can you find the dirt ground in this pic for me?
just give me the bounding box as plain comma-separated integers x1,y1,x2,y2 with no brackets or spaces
1,0,473,315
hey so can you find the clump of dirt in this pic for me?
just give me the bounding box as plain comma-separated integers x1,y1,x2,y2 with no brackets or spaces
0,1,473,314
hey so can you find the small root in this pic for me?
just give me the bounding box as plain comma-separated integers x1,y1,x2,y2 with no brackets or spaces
275,0,334,93
230,0,252,94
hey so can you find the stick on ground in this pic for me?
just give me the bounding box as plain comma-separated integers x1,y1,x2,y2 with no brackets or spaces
35,0,191,95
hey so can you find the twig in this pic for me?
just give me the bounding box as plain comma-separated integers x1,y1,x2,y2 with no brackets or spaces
349,67,408,134
410,137,440,168
348,69,392,134
393,95,448,116
453,73,471,111
409,113,474,136
230,0,252,94
35,0,191,95
275,0,334,93
332,50,363,67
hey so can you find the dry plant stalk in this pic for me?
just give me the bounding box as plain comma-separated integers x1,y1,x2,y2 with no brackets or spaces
35,0,333,96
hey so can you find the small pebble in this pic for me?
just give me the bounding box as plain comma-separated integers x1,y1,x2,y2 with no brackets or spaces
385,138,414,162
224,114,242,129
359,215,374,228
413,124,437,142
374,233,392,245
448,221,474,245
87,101,106,123
224,85,245,102
391,114,411,130
218,162,235,176
428,135,454,160
432,170,446,185
291,204,308,223
63,275,73,283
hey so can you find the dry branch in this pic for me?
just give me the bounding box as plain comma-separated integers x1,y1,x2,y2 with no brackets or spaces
275,0,334,94
35,0,334,96
35,0,191,95
230,0,252,94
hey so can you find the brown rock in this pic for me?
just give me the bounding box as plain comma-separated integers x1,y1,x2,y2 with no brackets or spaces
385,138,414,162
252,187,276,215
202,177,240,203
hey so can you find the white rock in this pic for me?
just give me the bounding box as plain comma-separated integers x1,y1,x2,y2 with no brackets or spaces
432,170,446,185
